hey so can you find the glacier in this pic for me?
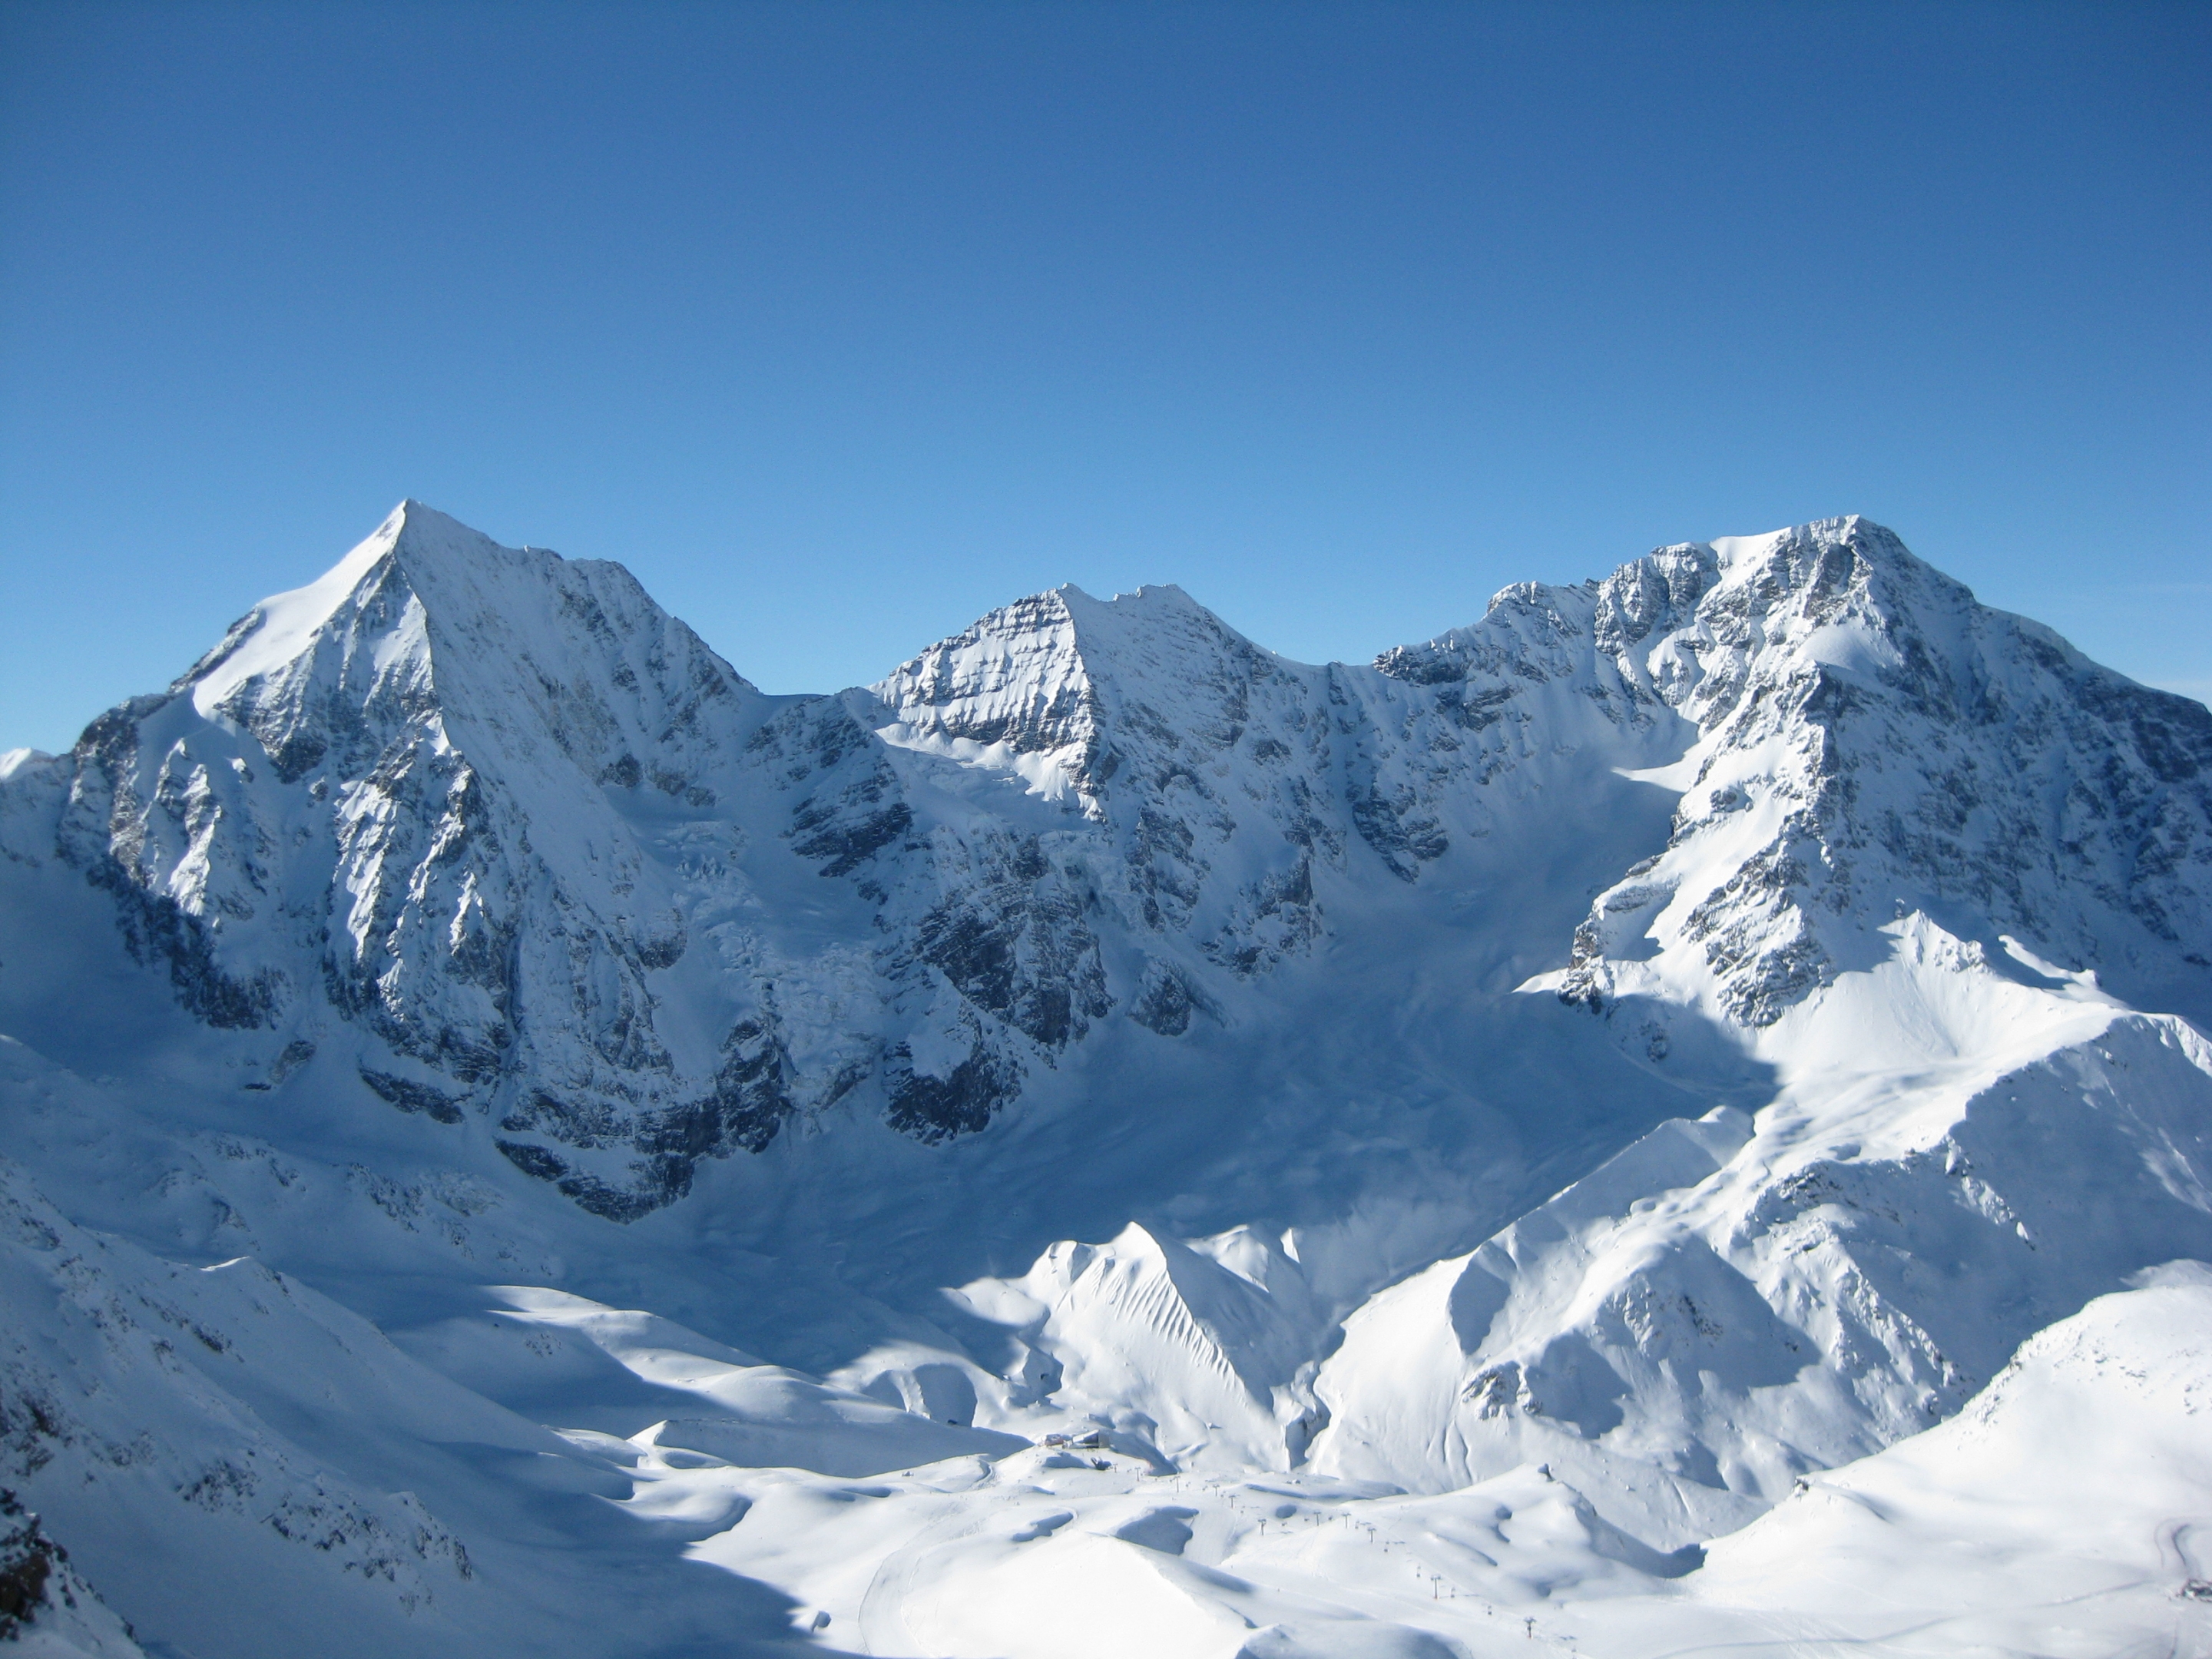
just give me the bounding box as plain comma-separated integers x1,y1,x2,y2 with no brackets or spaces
0,502,2207,1656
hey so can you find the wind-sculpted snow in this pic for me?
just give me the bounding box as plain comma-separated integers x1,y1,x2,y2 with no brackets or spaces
1567,1272,2212,1654
947,1221,1333,1475
1319,922,2212,1523
2,504,2210,1656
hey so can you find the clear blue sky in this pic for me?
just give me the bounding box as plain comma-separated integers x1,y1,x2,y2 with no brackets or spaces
3,2,2207,753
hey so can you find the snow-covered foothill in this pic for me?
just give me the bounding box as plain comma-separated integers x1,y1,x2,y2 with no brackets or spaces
1316,919,2212,1528
1568,1271,2212,1655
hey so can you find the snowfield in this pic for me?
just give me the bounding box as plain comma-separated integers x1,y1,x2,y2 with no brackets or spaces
0,504,2207,1656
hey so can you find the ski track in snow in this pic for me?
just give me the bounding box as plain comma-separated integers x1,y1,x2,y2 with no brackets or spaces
0,505,2209,1657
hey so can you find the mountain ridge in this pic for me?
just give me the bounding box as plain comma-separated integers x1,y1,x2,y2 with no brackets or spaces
8,506,2207,1217
1,505,2208,1657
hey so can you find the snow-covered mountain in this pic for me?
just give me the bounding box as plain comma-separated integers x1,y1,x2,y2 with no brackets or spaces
0,505,2206,1657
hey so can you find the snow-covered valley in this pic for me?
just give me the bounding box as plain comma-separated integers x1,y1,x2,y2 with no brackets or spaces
2,504,2208,1656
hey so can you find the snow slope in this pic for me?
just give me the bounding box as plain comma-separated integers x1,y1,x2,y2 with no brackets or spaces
1575,1270,2212,1655
1316,931,2212,1518
0,505,2206,1656
604,1275,2212,1659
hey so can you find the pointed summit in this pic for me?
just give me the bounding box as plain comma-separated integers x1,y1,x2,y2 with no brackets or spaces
871,580,1277,814
176,500,410,720
161,503,759,787
174,501,534,717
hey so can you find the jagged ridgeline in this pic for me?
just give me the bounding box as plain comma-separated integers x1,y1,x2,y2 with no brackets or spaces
5,504,2212,1659
3,504,2207,1220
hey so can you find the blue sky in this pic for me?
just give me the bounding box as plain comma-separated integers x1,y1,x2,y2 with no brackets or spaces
2,1,2206,752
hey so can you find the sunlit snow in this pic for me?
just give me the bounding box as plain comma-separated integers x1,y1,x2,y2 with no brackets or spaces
2,505,2208,1657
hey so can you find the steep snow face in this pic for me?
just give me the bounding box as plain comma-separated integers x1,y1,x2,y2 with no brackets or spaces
0,1488,144,1658
0,1151,491,1657
840,563,1710,1141
20,503,826,1218
1551,518,2212,1029
871,586,1123,814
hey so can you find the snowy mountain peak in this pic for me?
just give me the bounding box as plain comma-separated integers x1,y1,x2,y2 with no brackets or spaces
6,505,2207,1222
871,579,1266,818
164,498,759,786
871,587,1113,813
4,505,2212,1658
176,500,515,714
1548,516,2212,1029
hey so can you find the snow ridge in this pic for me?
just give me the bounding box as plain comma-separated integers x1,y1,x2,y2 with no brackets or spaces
1,505,2209,1657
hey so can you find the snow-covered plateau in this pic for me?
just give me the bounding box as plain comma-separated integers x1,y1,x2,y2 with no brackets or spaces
1,502,2208,1657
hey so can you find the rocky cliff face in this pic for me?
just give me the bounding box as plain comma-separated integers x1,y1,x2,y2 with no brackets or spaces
15,506,794,1217
5,508,2207,1225
1550,518,2212,1028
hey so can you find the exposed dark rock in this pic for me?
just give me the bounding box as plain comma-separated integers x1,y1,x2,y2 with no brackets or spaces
1130,960,1197,1035
791,790,913,878
553,1162,687,1224
359,1068,465,1124
1349,782,1448,880
88,856,280,1029
885,1042,1022,1143
0,1489,61,1638
636,923,687,970
495,1141,568,1182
